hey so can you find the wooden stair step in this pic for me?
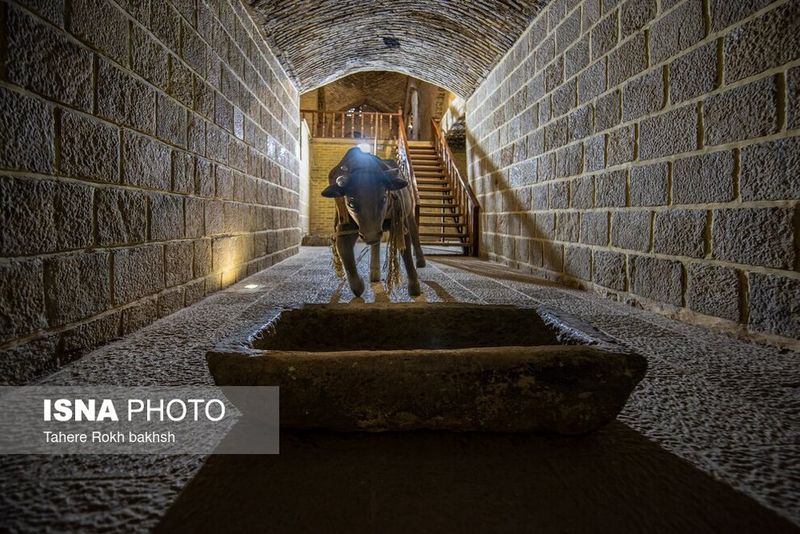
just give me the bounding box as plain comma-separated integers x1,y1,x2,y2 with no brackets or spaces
416,178,448,184
417,186,451,192
419,231,469,237
418,202,459,208
419,194,455,200
415,171,445,177
420,241,472,247
418,222,464,227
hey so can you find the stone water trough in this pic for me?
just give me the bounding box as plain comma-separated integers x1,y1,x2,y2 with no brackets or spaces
207,304,646,434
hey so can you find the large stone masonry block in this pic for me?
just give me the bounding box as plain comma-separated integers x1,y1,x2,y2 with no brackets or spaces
621,0,657,37
0,176,92,255
623,68,665,121
0,85,54,173
555,212,580,243
710,0,774,32
43,251,110,326
149,193,185,241
6,4,93,111
568,105,593,141
570,175,594,208
653,209,706,258
564,245,592,279
630,163,668,206
607,125,636,166
578,60,606,104
96,187,147,246
12,0,66,27
169,57,194,108
591,11,618,60
740,137,800,201
565,38,590,79
70,0,128,66
670,42,718,104
122,131,171,190
172,150,195,195
748,272,800,339
595,170,626,207
0,260,46,344
712,207,795,269
156,93,188,148
687,263,740,321
131,25,168,90
609,33,648,87
555,9,581,54
185,197,205,238
639,105,697,159
97,60,156,135
151,0,180,52
724,1,800,84
581,211,609,245
595,90,620,132
611,210,651,251
555,144,583,178
584,134,605,172
650,0,704,64
60,111,119,183
630,255,683,306
182,24,207,77
704,76,779,146
164,241,194,287
672,151,735,204
592,250,626,291
112,245,164,304
194,238,213,278
553,80,577,117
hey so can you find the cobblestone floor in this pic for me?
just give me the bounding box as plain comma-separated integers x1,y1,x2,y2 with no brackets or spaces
1,247,798,532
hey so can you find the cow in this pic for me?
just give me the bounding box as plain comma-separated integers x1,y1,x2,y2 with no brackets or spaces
322,147,426,297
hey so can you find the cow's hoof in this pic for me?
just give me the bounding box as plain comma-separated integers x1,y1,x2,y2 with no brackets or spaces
349,277,365,297
408,279,421,296
416,257,426,268
369,272,381,283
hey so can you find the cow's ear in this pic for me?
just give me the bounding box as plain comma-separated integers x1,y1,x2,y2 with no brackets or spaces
386,177,409,191
321,184,345,197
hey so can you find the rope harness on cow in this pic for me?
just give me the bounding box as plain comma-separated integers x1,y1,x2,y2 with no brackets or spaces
330,191,407,293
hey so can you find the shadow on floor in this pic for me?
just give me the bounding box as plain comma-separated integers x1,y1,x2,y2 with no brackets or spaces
155,421,797,533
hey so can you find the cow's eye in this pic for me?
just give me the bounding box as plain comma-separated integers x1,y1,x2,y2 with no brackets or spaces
347,199,358,210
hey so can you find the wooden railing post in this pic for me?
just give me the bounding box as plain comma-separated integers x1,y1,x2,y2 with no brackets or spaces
431,119,481,257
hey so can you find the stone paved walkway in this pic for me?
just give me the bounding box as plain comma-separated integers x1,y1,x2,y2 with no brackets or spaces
1,247,797,531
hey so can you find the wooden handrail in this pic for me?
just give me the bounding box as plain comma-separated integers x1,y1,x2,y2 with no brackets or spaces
396,109,420,217
431,119,481,256
300,110,401,140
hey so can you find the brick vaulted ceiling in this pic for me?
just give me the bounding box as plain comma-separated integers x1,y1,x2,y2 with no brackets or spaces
247,0,544,98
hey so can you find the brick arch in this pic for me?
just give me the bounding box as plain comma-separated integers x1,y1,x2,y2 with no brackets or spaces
247,0,544,98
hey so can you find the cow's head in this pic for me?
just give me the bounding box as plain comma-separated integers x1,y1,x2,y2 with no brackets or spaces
321,147,408,245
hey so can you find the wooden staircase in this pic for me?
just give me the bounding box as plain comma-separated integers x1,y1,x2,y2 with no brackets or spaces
407,139,477,255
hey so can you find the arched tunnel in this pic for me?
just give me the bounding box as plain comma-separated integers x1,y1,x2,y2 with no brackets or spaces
0,0,799,531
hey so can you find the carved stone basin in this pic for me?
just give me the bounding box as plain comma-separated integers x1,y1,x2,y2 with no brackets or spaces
207,303,646,434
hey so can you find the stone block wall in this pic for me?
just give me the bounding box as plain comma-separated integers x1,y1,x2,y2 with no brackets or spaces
466,0,800,344
0,0,301,383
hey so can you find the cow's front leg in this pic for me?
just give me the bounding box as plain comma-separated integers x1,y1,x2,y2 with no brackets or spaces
400,232,421,296
369,242,381,283
336,233,363,297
